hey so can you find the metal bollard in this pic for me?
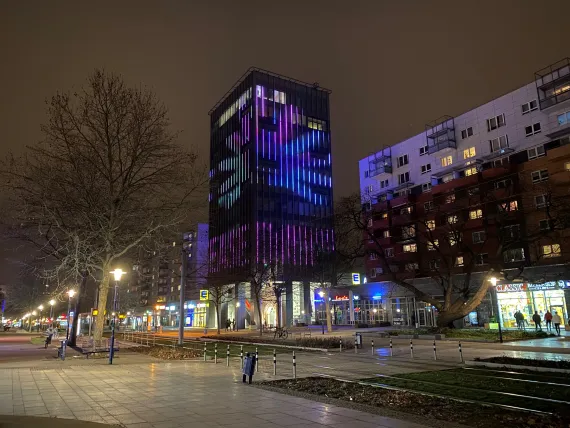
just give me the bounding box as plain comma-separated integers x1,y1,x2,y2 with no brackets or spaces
390,338,393,356
433,340,437,360
339,339,342,353
273,349,277,375
215,343,218,364
240,345,244,368
255,347,259,373
459,341,464,363
226,344,230,367
371,339,375,355
203,342,207,362
292,351,297,379
410,339,414,359
354,334,358,354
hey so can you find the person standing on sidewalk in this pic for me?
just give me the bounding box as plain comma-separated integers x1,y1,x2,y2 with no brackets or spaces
532,311,542,331
552,311,562,336
544,310,553,332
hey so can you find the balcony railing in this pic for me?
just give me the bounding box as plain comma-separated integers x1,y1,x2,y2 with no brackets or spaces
427,137,457,154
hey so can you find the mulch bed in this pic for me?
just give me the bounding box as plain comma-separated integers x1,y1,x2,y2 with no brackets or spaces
259,377,568,428
128,345,202,360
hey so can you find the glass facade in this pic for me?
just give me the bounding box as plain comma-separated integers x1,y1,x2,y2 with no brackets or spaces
496,282,569,329
209,69,334,281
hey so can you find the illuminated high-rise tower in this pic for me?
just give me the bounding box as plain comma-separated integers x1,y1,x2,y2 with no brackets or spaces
208,68,334,325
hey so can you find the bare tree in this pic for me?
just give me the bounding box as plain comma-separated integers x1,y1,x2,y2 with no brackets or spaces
245,262,275,336
0,70,207,340
206,281,234,335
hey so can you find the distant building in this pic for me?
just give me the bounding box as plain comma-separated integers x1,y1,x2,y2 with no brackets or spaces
208,68,334,327
131,224,209,329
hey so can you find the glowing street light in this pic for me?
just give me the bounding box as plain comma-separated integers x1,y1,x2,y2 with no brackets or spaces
109,268,126,365
38,305,44,331
66,290,76,340
49,299,56,325
489,276,503,343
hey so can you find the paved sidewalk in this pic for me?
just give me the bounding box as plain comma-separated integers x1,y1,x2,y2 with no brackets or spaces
0,358,430,428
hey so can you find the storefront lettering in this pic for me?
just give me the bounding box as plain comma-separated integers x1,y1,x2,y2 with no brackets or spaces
497,281,567,293
332,295,349,301
496,284,527,293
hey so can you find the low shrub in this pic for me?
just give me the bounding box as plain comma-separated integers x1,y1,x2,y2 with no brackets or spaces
202,334,353,349
129,345,201,360
475,356,570,370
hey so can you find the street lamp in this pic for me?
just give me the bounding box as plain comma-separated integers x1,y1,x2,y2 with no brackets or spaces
489,277,503,344
109,268,125,365
31,311,37,332
49,300,56,326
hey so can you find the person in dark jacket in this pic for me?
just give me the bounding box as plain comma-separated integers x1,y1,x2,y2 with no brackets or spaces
532,311,542,331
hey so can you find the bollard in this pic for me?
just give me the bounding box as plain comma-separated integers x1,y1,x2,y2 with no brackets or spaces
255,347,259,373
371,339,375,355
354,334,358,354
339,339,342,353
203,342,207,362
410,339,414,359
226,344,230,367
390,338,393,356
273,349,277,375
292,351,297,379
459,341,464,363
240,345,244,368
215,343,218,364
433,340,437,360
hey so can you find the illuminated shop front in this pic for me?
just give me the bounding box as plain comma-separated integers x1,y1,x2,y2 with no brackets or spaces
183,301,209,328
496,282,569,329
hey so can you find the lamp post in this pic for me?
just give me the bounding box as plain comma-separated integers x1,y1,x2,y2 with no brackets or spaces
319,291,325,334
109,268,125,365
49,300,56,327
38,305,44,331
489,277,503,344
31,311,37,332
66,290,76,340
236,302,240,332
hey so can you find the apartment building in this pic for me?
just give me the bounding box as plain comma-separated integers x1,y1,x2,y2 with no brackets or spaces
356,58,570,329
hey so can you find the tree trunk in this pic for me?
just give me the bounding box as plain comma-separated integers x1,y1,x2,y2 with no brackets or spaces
93,270,110,341
216,302,221,335
435,311,463,329
276,292,282,328
324,289,333,333
68,272,88,346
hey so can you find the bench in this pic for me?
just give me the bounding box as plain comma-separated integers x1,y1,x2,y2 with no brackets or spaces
78,338,120,359
82,348,119,359
292,327,312,339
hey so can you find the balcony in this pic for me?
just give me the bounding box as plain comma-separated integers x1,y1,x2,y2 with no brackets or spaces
482,164,515,180
390,193,416,207
432,173,479,195
426,116,456,154
392,213,416,227
535,58,570,110
368,148,393,177
372,217,389,229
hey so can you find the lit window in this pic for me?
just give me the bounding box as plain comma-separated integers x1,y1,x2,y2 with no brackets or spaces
472,231,486,244
426,220,436,231
308,117,327,131
382,230,390,238
385,248,394,257
455,256,464,267
447,215,458,224
566,162,570,171
542,244,561,258
449,232,461,246
490,135,509,152
427,240,439,251
400,206,414,215
527,146,545,159
421,163,432,174
498,200,518,212
464,167,477,176
441,155,453,167
445,194,456,204
403,243,417,253
525,123,541,137
486,114,506,131
531,169,549,183
463,147,476,159
552,85,570,97
521,100,538,114
380,212,388,219
557,111,570,126
402,225,416,239
469,209,483,219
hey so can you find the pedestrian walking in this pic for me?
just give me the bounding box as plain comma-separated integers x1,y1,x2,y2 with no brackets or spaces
231,319,236,331
532,311,542,331
544,310,553,332
514,311,522,330
225,319,231,332
552,311,562,336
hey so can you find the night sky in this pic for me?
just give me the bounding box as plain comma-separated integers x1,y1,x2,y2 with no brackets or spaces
1,1,569,198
